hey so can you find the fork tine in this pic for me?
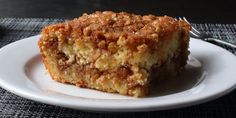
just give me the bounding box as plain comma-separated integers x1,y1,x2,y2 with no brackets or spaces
190,30,200,37
190,31,200,38
178,17,201,38
182,17,201,35
174,18,177,21
178,17,183,21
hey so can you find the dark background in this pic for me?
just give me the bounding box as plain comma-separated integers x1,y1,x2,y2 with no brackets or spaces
0,0,236,117
0,0,235,23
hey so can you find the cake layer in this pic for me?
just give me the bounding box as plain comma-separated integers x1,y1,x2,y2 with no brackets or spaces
38,11,190,97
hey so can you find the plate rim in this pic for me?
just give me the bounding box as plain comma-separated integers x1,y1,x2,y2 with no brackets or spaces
0,35,236,112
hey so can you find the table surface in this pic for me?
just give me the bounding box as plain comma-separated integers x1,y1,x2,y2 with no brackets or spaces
0,0,236,117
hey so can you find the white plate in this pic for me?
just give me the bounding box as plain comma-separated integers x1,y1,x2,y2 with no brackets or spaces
0,35,236,112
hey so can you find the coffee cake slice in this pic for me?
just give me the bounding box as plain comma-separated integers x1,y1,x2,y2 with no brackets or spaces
38,11,190,97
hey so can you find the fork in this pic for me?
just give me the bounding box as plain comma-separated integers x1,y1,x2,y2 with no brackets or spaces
178,17,236,48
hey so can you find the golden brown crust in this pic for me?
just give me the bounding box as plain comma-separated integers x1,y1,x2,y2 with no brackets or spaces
41,11,190,51
38,11,190,97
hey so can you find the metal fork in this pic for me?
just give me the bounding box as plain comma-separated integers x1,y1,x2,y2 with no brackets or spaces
178,17,236,48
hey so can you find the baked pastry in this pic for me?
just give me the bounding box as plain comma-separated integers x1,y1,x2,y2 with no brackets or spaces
38,11,190,97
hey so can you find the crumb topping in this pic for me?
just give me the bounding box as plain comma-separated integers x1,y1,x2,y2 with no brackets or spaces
42,11,190,51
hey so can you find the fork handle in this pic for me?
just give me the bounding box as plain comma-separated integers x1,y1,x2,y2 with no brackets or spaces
207,38,236,48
